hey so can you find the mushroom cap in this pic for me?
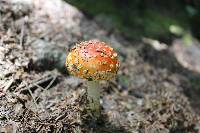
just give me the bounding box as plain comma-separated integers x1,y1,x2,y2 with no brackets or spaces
66,40,120,81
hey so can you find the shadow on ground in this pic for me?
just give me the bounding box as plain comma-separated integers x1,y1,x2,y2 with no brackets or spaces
82,114,130,133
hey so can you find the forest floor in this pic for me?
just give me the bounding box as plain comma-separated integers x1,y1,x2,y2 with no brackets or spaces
0,0,200,132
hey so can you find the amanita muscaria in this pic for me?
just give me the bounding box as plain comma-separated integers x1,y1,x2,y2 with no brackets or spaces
66,40,120,117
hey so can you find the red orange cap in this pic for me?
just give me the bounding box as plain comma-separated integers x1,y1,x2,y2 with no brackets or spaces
66,40,120,81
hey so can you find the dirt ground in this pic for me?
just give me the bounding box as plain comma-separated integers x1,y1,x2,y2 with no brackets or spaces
0,0,200,132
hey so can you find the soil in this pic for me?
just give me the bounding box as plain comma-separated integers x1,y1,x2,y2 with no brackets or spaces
0,0,200,133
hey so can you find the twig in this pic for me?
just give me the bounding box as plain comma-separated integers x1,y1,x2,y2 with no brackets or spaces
45,75,57,90
20,16,27,49
34,75,57,102
23,75,57,117
3,78,14,92
15,74,54,93
25,82,40,110
36,125,43,132
55,110,68,121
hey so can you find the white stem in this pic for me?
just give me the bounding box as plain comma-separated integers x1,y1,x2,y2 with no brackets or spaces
87,81,100,117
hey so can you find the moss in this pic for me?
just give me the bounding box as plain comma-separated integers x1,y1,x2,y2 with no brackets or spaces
190,77,200,90
141,10,187,37
67,0,117,16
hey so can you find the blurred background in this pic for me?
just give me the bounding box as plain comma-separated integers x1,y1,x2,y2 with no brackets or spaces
66,0,200,42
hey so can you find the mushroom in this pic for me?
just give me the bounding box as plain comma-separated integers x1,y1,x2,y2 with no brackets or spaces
65,40,120,117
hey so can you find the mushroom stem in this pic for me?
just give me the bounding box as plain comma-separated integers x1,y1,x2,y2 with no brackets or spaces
87,81,100,117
